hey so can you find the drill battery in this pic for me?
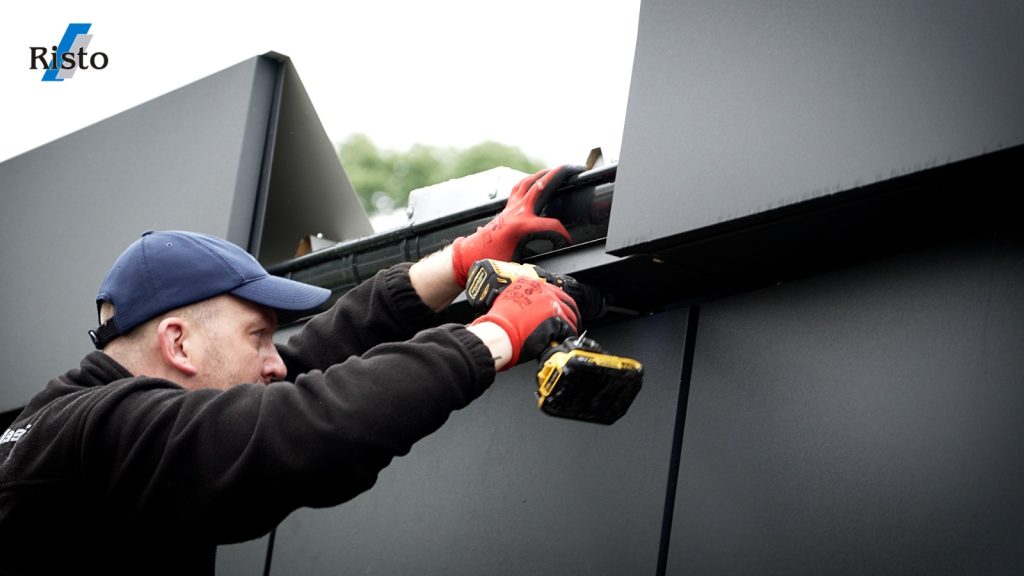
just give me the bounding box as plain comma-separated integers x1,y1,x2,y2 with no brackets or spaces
536,336,644,425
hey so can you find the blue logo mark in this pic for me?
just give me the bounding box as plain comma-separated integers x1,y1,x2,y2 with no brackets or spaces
30,23,109,82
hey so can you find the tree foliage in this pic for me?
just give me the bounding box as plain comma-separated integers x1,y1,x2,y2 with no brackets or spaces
339,134,545,214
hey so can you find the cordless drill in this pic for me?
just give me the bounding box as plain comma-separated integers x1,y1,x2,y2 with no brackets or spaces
465,259,644,425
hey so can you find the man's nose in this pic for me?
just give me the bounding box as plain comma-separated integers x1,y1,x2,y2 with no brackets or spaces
262,346,287,383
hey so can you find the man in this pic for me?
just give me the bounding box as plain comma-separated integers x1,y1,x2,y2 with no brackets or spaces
0,166,584,574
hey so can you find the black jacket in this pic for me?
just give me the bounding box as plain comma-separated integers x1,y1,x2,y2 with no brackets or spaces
0,263,496,575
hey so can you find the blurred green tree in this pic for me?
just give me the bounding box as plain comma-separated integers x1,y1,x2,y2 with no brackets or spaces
445,141,543,181
339,134,545,214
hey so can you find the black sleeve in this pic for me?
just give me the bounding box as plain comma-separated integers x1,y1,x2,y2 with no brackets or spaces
277,262,446,379
82,325,495,544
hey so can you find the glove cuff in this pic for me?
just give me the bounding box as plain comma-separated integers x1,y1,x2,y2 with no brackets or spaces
451,236,472,288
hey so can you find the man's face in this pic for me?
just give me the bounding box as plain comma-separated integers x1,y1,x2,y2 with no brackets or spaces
184,295,287,390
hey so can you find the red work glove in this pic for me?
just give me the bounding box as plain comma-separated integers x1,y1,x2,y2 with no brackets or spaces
451,165,586,287
469,277,580,369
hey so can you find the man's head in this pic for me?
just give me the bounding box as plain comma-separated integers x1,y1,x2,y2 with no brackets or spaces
92,230,330,390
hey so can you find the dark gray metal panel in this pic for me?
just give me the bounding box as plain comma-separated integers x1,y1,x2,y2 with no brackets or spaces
0,56,275,410
217,535,270,575
270,307,690,575
608,0,1024,254
669,238,1024,574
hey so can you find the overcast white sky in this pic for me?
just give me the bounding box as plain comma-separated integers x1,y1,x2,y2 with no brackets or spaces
1,1,641,168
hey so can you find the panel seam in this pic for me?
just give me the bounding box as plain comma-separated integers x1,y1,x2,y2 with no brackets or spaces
656,305,700,576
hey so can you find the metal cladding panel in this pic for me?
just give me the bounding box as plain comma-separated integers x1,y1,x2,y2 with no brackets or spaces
608,0,1024,255
253,58,373,265
0,56,277,411
269,307,691,575
669,238,1024,574
216,535,270,575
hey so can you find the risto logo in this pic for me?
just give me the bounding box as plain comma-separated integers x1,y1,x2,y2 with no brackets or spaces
29,23,108,82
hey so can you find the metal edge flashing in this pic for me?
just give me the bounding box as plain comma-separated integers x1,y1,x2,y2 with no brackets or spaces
604,145,1024,304
247,55,287,256
610,145,1022,259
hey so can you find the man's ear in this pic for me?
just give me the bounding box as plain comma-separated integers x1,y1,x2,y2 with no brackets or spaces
156,317,198,376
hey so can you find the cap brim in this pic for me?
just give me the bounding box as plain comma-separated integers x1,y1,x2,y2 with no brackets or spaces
231,275,332,317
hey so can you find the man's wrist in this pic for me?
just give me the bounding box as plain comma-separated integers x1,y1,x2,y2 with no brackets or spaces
409,246,462,312
465,320,513,371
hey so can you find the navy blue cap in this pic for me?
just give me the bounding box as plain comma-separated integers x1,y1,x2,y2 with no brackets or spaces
90,230,330,349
